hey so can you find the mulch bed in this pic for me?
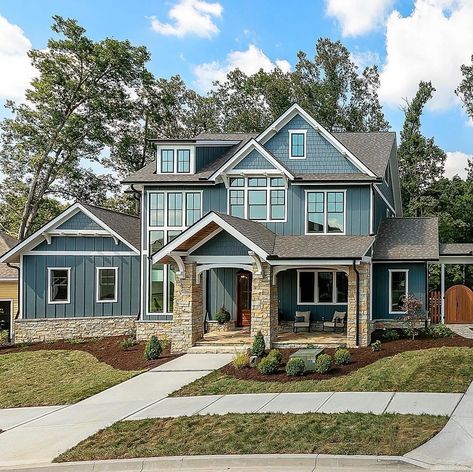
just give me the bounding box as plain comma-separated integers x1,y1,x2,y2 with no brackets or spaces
0,336,181,371
222,335,473,383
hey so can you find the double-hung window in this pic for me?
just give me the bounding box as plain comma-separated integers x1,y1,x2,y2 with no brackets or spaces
96,267,118,302
297,270,348,305
177,149,190,173
306,191,345,234
289,130,306,159
389,270,408,313
48,268,70,304
228,176,286,221
160,150,174,173
158,148,193,174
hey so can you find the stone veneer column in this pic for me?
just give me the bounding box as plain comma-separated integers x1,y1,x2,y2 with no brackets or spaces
171,262,203,353
347,262,371,348
250,261,278,347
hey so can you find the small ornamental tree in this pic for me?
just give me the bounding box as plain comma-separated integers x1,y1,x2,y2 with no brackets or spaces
252,331,266,357
401,293,425,340
144,335,162,360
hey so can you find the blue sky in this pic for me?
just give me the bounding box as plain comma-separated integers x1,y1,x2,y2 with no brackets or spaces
0,0,472,177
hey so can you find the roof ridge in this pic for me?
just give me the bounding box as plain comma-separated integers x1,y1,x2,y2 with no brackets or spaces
81,203,140,220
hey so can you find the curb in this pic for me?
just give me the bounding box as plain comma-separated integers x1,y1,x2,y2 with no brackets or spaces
0,454,461,471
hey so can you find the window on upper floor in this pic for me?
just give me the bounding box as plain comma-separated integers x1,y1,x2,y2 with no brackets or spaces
157,147,194,174
306,190,345,234
228,176,286,222
298,270,348,305
289,130,307,159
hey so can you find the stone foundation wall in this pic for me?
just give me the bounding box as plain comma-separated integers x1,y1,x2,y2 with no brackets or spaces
136,321,173,341
207,320,236,333
347,263,371,348
14,316,136,343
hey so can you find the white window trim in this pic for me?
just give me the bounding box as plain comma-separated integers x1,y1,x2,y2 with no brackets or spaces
304,189,347,235
289,129,307,159
227,176,288,223
96,267,118,303
297,269,348,306
146,190,203,317
48,267,71,304
156,145,196,175
388,269,409,315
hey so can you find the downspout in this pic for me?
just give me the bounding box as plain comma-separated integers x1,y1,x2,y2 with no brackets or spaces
352,260,360,347
6,263,20,319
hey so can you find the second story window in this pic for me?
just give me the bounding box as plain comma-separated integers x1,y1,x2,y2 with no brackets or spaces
161,150,174,173
158,147,194,174
228,176,286,222
177,149,190,173
289,130,307,159
306,190,345,234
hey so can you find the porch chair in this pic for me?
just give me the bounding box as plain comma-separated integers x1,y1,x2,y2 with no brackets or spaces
293,311,311,333
322,311,346,332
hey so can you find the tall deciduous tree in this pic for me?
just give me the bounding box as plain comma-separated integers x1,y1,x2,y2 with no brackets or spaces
0,16,150,239
398,81,446,215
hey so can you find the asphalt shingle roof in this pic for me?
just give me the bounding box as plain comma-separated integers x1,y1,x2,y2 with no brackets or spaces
82,204,141,250
439,243,473,256
0,230,19,279
373,218,439,261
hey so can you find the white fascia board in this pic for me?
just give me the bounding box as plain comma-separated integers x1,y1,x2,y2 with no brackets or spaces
373,184,396,214
256,103,376,178
151,212,269,264
208,139,294,181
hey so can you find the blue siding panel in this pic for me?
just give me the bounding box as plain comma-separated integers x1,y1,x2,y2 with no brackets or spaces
265,115,360,174
32,236,131,252
234,149,276,170
196,146,229,172
56,211,103,230
372,263,427,320
193,231,249,256
206,268,238,319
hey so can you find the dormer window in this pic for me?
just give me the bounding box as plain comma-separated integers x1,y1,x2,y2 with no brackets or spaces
157,146,195,174
289,130,307,159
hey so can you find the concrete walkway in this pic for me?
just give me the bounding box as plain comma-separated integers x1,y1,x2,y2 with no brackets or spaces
0,354,232,467
0,405,68,431
128,391,463,419
448,323,473,339
406,382,473,468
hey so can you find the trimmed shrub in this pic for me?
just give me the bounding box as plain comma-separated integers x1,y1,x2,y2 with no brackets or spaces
120,337,137,350
232,352,250,369
371,340,382,352
144,335,162,360
215,306,231,325
286,357,306,376
315,353,332,373
257,356,280,375
382,329,400,341
428,324,454,338
267,349,282,364
252,331,266,357
334,348,351,365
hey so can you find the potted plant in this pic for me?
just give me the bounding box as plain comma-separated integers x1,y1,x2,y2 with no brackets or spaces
215,306,231,325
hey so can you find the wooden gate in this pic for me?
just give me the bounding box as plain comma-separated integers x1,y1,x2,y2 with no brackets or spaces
445,285,473,323
429,291,441,324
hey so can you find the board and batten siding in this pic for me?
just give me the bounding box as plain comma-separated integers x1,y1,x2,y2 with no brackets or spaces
23,235,140,319
372,262,427,320
32,236,131,252
206,268,238,319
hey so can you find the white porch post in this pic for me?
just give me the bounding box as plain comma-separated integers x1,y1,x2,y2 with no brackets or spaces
440,263,445,324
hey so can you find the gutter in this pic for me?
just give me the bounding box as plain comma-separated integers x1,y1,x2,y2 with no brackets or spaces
352,260,360,347
6,262,20,319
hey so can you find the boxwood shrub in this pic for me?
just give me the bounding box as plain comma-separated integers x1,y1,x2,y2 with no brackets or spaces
286,357,305,376
315,353,332,373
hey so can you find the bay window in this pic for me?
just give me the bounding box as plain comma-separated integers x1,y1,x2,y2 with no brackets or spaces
297,270,348,305
306,190,345,234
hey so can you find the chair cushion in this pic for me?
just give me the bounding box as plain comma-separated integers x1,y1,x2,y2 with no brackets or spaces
295,315,305,323
332,311,346,322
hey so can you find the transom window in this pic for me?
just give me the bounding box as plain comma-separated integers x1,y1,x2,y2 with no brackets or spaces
158,147,194,174
297,270,348,305
48,268,70,304
389,270,408,313
228,176,286,221
96,267,118,302
306,191,345,234
289,130,307,159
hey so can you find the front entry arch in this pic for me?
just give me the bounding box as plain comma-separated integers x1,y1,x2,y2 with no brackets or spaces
445,285,473,323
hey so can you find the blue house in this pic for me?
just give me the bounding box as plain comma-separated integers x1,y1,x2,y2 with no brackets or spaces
2,104,467,350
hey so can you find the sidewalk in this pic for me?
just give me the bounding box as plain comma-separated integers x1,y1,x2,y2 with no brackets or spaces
128,391,463,419
0,354,233,467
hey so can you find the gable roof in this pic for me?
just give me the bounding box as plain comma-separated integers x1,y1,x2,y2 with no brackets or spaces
0,203,140,263
0,230,19,279
373,218,439,261
439,243,473,256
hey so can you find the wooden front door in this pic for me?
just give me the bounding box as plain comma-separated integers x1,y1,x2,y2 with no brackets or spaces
445,285,473,323
236,271,252,327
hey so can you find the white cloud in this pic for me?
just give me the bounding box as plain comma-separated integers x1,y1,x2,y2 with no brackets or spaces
351,50,382,70
0,14,35,101
445,151,471,179
149,0,222,38
326,0,394,36
193,44,291,92
379,0,473,110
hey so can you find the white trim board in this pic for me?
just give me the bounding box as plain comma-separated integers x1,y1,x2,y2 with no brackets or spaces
47,267,71,305
96,267,119,303
388,268,409,315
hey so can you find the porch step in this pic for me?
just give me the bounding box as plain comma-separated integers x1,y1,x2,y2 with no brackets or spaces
189,343,251,354
273,341,346,349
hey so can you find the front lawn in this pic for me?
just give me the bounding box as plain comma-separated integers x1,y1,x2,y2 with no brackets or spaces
0,350,140,408
55,412,447,462
173,346,473,396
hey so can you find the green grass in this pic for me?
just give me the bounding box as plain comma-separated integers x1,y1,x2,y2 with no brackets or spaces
55,413,447,462
0,350,140,408
173,347,473,396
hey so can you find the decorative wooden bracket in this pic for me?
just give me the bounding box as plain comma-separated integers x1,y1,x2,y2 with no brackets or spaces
248,251,263,277
169,254,185,278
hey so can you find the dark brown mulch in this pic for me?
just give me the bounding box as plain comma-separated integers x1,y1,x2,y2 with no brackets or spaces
0,336,181,371
222,335,473,383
